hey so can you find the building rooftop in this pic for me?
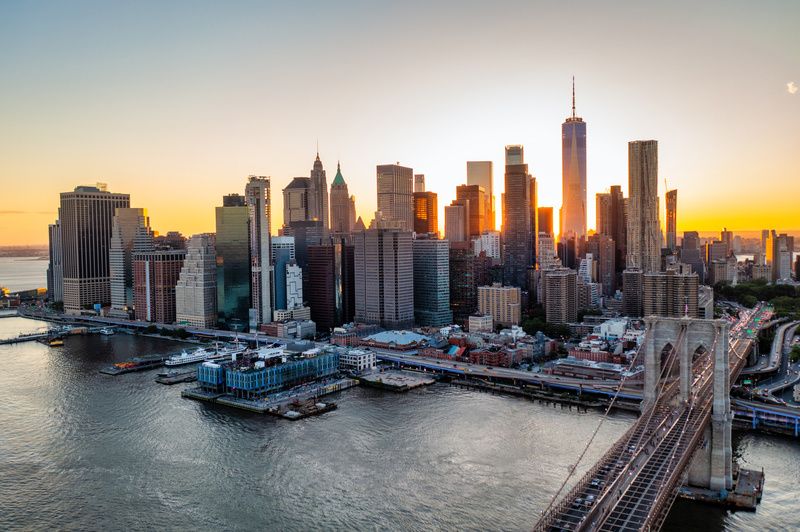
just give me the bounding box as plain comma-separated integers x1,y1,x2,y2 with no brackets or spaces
364,330,430,346
331,162,346,186
285,177,311,189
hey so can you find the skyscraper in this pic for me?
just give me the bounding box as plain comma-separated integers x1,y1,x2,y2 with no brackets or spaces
455,184,486,238
47,219,63,303
376,163,414,231
309,152,329,231
720,228,734,257
449,241,477,325
307,239,355,330
283,177,311,225
413,191,438,235
530,175,538,266
215,193,250,331
353,228,414,329
245,176,272,330
478,284,521,327
59,185,130,314
544,267,577,325
623,268,644,318
597,186,627,285
472,231,501,260
329,162,355,235
626,140,661,273
175,233,217,328
412,238,453,326
609,185,627,279
666,189,677,251
766,231,795,281
467,161,494,230
285,262,303,311
680,230,706,283
444,201,469,242
502,145,533,288
596,192,612,237
537,207,554,236
109,208,153,318
271,236,296,312
414,174,426,193
587,233,616,296
133,249,186,324
643,267,699,318
536,232,559,270
561,78,587,241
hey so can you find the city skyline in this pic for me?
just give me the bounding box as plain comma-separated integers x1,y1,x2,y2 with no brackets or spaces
2,1,799,246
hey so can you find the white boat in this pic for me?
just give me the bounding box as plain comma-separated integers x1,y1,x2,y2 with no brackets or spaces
165,347,224,367
99,328,115,336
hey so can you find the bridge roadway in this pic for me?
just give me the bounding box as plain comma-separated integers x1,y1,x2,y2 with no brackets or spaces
534,308,760,532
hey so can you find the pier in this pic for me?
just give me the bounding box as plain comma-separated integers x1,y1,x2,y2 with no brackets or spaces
359,370,435,392
0,325,114,345
182,377,358,419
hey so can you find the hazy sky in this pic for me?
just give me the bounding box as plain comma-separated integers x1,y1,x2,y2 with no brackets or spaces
1,0,798,245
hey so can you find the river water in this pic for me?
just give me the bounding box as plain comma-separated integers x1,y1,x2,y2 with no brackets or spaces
1,317,798,531
0,256,49,292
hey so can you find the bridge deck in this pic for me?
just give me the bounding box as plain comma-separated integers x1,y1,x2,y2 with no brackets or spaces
535,310,757,532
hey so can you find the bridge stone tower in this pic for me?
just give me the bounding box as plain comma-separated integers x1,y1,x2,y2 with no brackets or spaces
642,316,733,491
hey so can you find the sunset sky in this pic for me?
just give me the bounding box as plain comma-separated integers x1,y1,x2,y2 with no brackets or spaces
1,1,798,246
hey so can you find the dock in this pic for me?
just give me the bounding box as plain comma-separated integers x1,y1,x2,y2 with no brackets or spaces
99,354,170,375
359,370,436,392
0,325,114,346
182,377,357,419
449,379,628,412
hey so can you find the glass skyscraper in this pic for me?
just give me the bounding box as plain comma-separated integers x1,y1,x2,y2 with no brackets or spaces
561,79,587,240
215,194,250,331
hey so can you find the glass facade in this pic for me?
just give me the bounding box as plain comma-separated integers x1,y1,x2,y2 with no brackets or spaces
561,115,587,239
224,352,339,398
215,204,250,330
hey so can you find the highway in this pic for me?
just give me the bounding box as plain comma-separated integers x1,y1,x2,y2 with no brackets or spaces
375,352,641,399
19,306,645,399
742,320,800,407
741,319,797,376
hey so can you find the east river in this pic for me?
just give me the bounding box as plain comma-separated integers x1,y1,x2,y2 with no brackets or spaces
1,316,798,531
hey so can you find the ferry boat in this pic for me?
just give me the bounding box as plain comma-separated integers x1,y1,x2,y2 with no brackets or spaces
48,338,64,347
164,347,219,367
99,327,115,336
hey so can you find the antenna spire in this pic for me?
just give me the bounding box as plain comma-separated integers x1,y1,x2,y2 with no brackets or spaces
571,76,576,119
